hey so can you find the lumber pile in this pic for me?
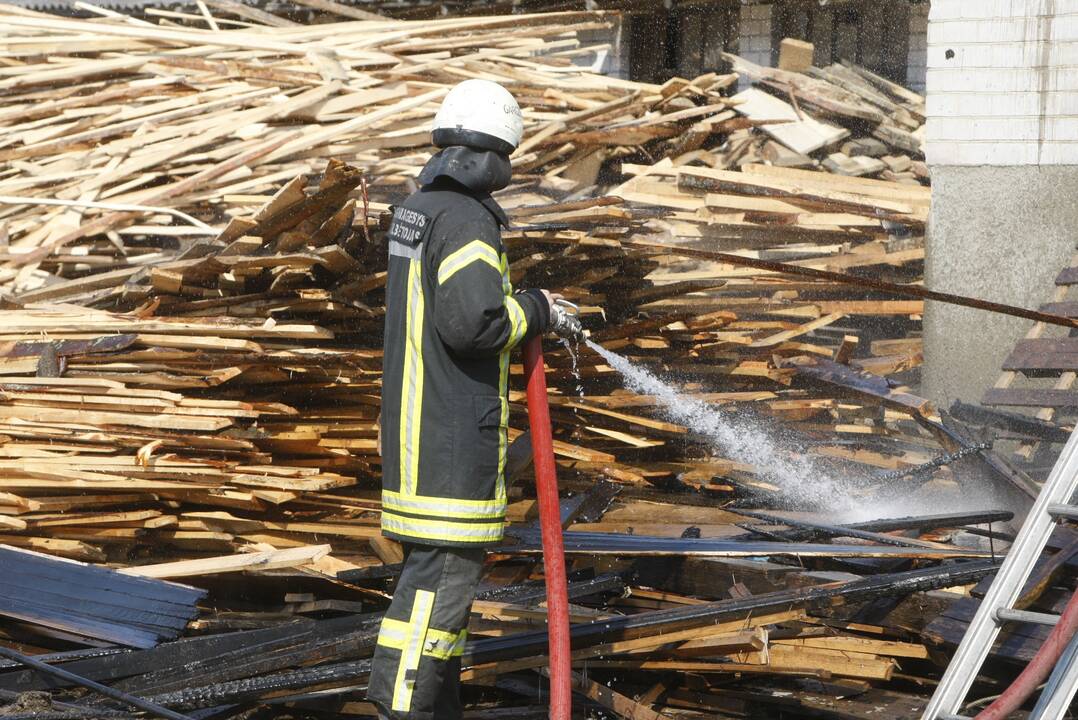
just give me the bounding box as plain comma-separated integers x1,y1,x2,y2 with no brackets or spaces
724,52,927,182
0,8,927,300
0,533,1013,719
0,7,1055,720
0,163,376,564
0,158,939,549
0,2,936,508
0,5,731,296
0,163,1033,719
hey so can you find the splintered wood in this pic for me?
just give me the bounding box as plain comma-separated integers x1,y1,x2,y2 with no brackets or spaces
0,7,1040,720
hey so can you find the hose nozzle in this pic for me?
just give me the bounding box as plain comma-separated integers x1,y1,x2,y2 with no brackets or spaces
550,299,584,341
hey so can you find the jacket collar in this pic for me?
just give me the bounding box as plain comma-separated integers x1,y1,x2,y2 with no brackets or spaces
418,146,511,227
476,193,509,228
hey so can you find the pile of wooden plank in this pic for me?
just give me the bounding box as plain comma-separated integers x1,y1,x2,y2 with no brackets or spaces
0,553,1013,719
2,7,1057,720
724,52,926,183
0,5,724,295
0,163,374,565
0,157,939,562
0,159,1041,719
964,247,1078,484
0,0,936,521
0,6,926,301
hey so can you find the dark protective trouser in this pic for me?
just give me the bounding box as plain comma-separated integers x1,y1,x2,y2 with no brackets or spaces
366,543,486,720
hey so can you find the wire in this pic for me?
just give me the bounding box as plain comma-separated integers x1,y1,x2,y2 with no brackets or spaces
875,441,993,484
962,682,1047,712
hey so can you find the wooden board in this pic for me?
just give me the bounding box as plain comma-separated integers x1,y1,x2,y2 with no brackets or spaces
1003,339,1078,373
983,388,1078,408
1039,301,1078,317
0,544,204,648
1055,267,1078,286
730,88,849,155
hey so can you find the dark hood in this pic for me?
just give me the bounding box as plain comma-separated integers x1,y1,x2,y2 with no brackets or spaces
418,145,512,227
418,146,512,194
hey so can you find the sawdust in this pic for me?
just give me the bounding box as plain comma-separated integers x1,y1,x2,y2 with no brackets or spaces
0,691,53,716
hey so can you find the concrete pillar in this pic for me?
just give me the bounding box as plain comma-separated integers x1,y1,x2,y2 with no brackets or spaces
923,0,1078,407
924,168,1078,407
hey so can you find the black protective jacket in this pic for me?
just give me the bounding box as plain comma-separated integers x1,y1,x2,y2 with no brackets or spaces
380,148,549,546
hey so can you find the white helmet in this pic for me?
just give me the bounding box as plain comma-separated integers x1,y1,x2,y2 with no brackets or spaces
431,79,523,154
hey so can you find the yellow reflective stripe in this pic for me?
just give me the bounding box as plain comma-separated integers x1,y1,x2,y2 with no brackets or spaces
495,363,509,506
381,617,409,633
382,512,505,543
502,296,528,351
378,619,466,660
424,628,467,660
500,251,511,291
496,249,511,504
377,617,408,651
437,240,500,285
392,589,435,713
399,259,425,497
493,250,510,504
382,489,506,520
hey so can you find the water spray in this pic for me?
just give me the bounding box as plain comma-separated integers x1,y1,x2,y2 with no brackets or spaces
585,339,852,511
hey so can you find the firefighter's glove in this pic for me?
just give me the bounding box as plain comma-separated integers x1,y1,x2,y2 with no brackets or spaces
550,299,584,341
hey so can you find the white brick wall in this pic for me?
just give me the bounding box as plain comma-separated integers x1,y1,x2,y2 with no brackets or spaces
738,4,774,69
927,0,1078,165
907,3,929,92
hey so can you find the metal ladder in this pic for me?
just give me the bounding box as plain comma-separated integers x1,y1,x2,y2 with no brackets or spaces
922,427,1078,720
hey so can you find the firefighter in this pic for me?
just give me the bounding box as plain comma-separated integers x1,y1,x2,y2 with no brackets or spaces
368,79,582,720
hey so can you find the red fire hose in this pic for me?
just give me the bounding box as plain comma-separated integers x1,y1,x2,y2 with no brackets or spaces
522,335,572,720
973,588,1078,719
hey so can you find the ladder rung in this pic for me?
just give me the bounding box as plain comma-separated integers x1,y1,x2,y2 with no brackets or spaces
1048,503,1078,522
995,608,1060,626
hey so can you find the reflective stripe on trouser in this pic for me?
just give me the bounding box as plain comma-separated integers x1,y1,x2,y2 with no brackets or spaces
367,543,486,720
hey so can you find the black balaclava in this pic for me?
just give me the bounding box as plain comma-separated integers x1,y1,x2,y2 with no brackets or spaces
417,145,512,194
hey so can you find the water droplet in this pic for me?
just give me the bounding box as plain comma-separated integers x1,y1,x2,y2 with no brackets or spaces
560,337,586,400
585,339,852,512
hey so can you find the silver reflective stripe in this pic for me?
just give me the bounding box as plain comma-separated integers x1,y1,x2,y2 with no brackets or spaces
437,240,501,285
382,512,505,543
503,296,527,350
382,489,506,519
389,239,423,260
392,589,435,712
399,258,425,497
